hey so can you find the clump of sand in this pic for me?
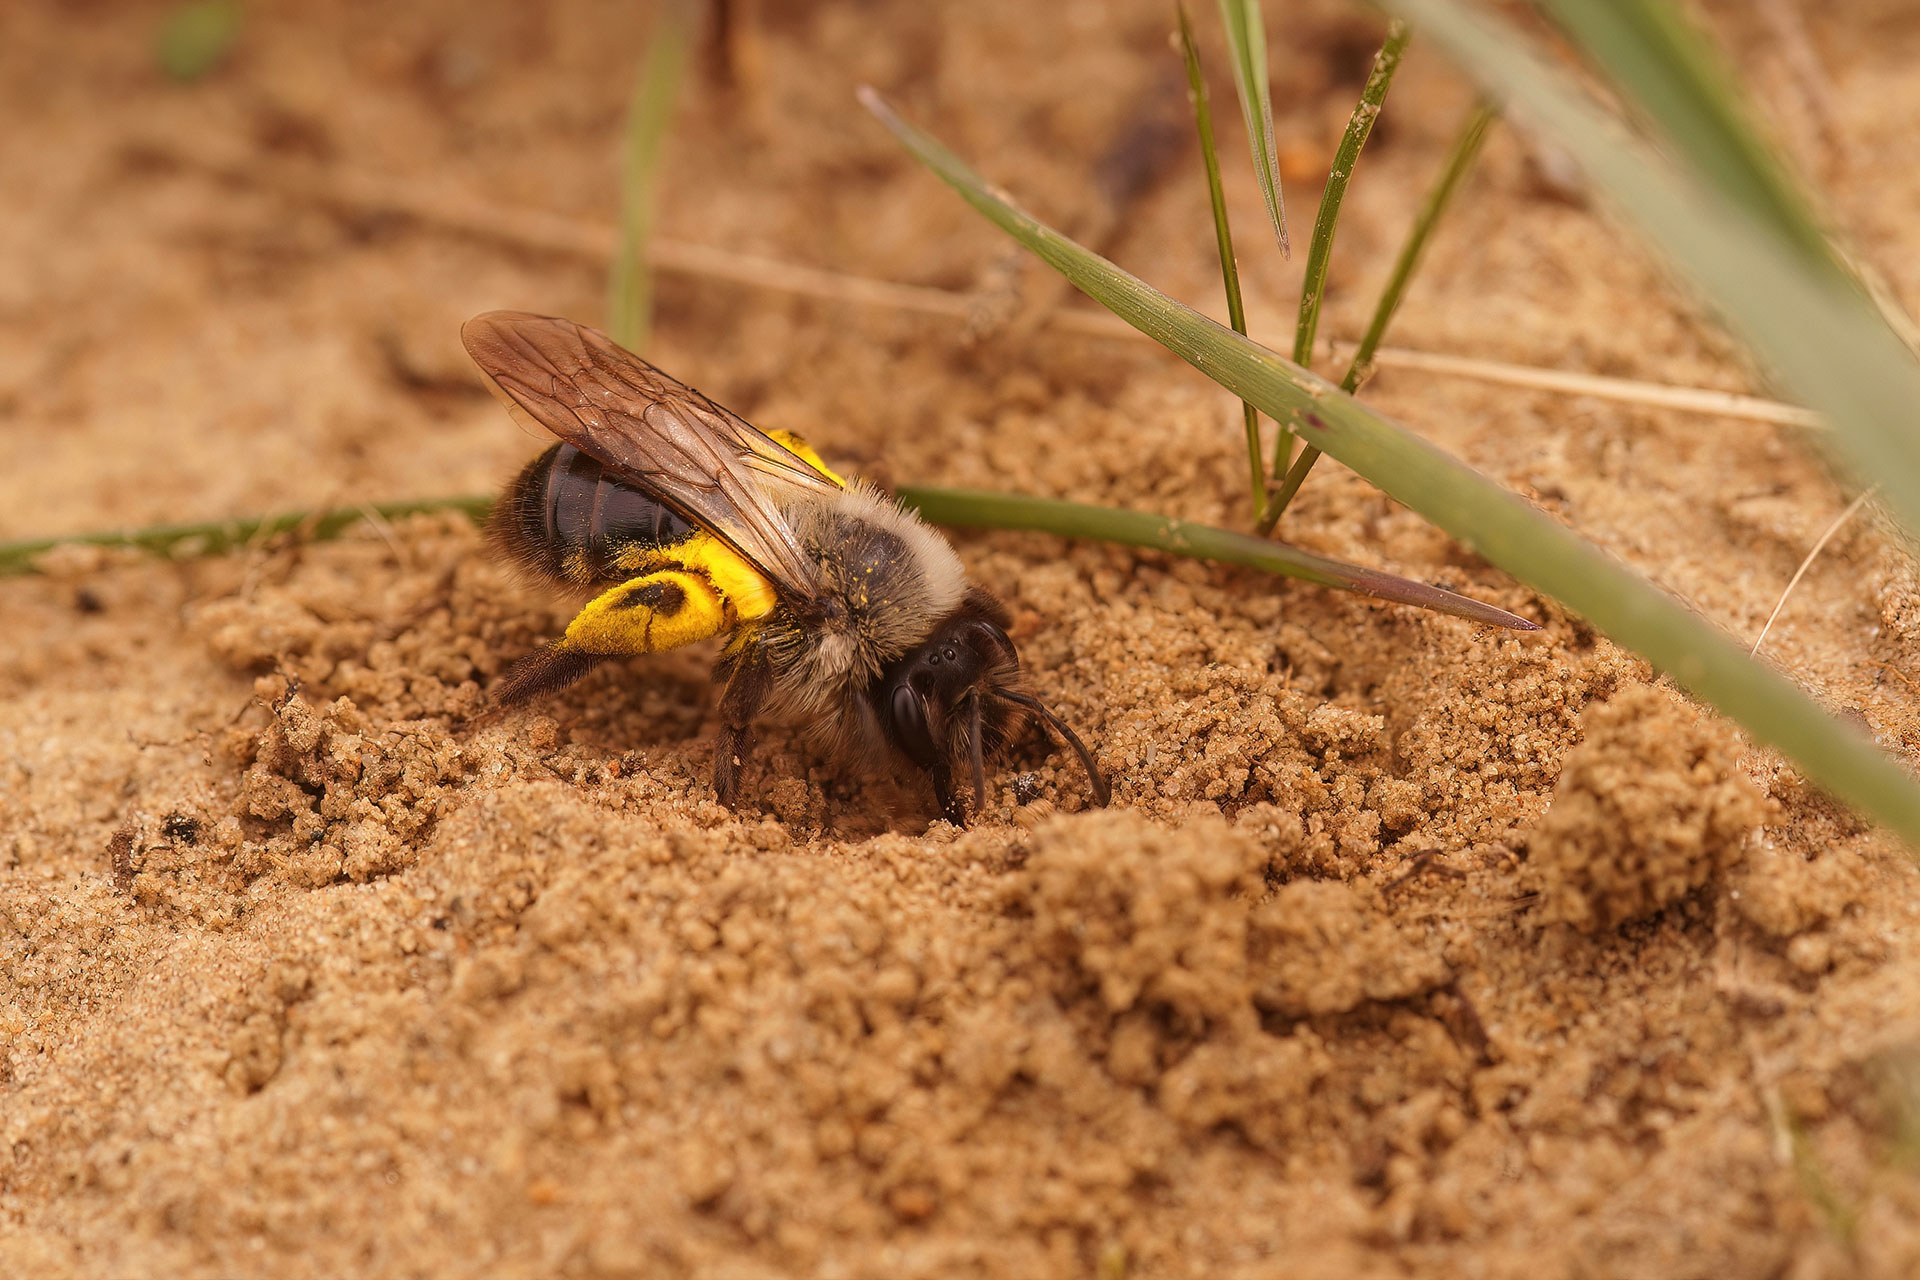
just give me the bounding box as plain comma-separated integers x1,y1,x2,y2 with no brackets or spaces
1024,809,1448,1151
1531,684,1768,931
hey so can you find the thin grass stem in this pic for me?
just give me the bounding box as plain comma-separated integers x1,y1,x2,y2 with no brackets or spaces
0,487,1533,631
1750,487,1873,657
896,487,1535,628
1292,21,1411,369
1264,21,1410,518
1262,99,1495,531
608,1,693,351
1176,3,1264,524
0,496,495,578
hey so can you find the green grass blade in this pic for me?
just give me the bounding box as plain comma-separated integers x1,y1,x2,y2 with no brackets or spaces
156,0,243,81
0,487,1530,628
857,84,1920,850
607,0,694,352
1346,102,1496,384
1176,2,1265,525
1292,21,1410,368
1266,20,1410,518
1384,0,1920,592
1533,0,1836,275
1215,0,1289,257
0,496,495,577
897,488,1536,629
1263,100,1495,530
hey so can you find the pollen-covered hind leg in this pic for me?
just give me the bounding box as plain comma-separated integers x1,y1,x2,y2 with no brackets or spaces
488,531,776,712
489,566,736,710
560,567,733,656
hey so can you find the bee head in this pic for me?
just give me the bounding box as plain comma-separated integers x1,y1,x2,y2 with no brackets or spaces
877,590,1110,826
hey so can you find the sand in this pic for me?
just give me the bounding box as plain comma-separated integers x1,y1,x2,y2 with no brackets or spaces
5,0,1920,1275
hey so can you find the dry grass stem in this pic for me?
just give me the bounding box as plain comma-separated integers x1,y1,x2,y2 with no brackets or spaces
1750,487,1874,656
157,137,1821,431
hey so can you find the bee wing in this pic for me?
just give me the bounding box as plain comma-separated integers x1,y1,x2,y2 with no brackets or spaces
462,311,839,600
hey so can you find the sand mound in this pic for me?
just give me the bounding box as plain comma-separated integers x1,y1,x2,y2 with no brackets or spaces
1532,684,1769,932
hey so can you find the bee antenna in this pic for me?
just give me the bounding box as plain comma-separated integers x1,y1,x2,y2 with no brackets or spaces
966,689,988,811
994,689,1111,808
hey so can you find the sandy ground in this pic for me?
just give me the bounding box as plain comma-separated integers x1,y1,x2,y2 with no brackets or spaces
5,0,1920,1275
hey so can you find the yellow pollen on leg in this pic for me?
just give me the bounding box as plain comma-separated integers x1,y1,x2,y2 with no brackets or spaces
555,531,779,657
562,569,724,655
672,537,779,623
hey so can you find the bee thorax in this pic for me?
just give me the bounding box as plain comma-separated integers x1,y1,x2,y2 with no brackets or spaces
760,484,968,728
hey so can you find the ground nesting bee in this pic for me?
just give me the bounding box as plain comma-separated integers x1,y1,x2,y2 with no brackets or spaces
463,310,1109,825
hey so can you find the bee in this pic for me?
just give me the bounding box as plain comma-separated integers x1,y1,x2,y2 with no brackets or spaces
463,310,1109,825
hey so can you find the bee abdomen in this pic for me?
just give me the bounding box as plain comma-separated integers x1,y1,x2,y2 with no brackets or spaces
491,443,695,586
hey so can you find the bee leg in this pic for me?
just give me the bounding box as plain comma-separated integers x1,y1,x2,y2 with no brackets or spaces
491,645,606,708
928,761,968,827
713,642,771,808
560,566,736,657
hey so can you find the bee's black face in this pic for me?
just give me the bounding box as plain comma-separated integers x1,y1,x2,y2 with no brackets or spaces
877,593,1108,826
879,613,1020,825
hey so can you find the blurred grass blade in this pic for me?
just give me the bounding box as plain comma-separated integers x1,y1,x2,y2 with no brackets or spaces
1264,100,1495,530
0,497,495,577
857,84,1920,849
1533,0,1836,275
898,488,1536,629
1215,0,1289,257
1292,21,1410,369
608,1,694,351
157,0,242,81
1384,0,1920,591
1176,3,1265,524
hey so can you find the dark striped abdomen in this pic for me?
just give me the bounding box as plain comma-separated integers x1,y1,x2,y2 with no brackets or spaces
490,442,695,586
